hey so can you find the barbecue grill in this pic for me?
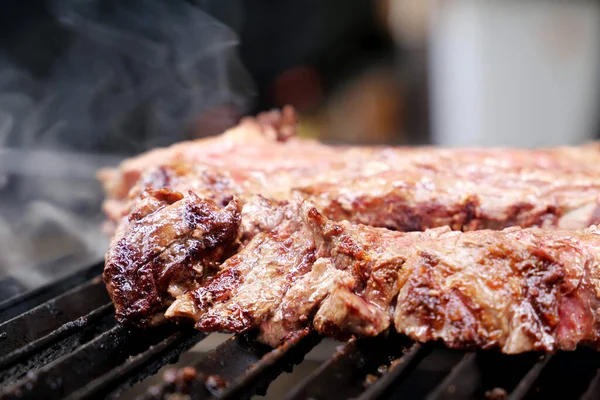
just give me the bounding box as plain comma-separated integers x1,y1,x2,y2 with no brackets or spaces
0,261,599,399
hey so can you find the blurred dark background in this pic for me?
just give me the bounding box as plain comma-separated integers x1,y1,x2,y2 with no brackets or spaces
0,0,429,153
0,0,599,153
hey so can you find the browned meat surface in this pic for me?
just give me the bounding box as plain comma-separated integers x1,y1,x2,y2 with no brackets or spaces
166,199,600,354
103,189,241,326
110,158,600,244
99,107,600,233
394,224,600,353
100,108,600,353
303,168,600,231
98,107,349,225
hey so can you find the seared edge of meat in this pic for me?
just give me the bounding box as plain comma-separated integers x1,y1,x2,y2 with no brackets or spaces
395,225,600,353
103,189,242,326
164,198,320,330
165,198,438,344
166,199,600,353
300,169,600,232
104,157,600,243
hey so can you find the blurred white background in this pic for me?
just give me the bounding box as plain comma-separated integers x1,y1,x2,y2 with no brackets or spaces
428,0,600,147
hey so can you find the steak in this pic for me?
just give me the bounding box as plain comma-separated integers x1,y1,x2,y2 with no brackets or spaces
103,189,241,326
166,199,600,354
98,106,348,227
103,190,297,327
100,107,600,237
100,108,600,233
101,108,600,352
110,157,600,238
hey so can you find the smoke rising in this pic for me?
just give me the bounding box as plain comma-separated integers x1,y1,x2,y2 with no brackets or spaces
0,0,255,294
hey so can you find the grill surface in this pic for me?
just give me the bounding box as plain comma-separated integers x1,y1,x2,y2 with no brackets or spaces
1,263,600,399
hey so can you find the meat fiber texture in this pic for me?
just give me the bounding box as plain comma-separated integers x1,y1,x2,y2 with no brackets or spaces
103,189,241,326
100,107,600,234
165,198,600,354
101,107,600,353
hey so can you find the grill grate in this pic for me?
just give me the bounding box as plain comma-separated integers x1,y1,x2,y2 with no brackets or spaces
285,334,428,400
1,263,600,400
582,369,600,400
0,262,102,324
142,330,321,400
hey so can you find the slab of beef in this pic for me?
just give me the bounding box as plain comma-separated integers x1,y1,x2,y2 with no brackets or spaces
99,107,600,237
101,108,600,349
166,199,600,354
103,189,241,326
99,107,600,232
103,187,302,327
113,158,600,241
105,164,600,328
303,168,600,231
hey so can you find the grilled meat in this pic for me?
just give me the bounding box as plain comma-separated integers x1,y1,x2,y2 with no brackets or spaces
303,168,600,231
111,158,600,238
99,107,600,232
394,225,600,353
107,164,600,328
166,199,600,353
100,107,600,235
101,108,600,352
103,189,241,326
98,107,348,226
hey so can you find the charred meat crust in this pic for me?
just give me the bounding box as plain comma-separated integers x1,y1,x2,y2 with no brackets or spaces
391,226,600,353
103,189,241,327
165,200,600,354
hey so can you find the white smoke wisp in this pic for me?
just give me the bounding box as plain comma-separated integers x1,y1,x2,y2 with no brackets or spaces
0,0,255,294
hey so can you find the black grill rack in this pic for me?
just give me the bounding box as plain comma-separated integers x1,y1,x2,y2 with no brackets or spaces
1,262,600,400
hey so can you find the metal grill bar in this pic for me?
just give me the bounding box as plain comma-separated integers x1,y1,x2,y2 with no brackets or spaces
221,330,320,400
67,331,205,399
424,349,549,400
581,369,600,400
1,323,203,400
0,262,103,324
507,354,552,400
143,333,272,400
425,352,478,400
0,279,110,362
143,330,320,400
3,260,600,400
285,333,422,400
357,342,429,400
0,303,112,371
0,312,116,388
522,350,600,400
